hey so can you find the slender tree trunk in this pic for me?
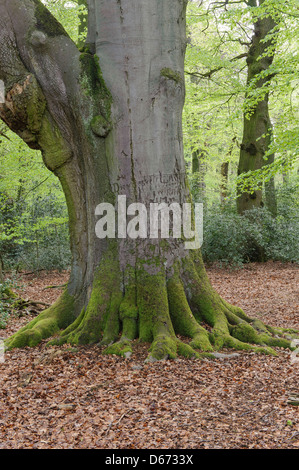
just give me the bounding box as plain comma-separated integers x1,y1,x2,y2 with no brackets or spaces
220,161,229,205
220,136,236,206
0,0,296,360
192,148,206,202
237,2,278,215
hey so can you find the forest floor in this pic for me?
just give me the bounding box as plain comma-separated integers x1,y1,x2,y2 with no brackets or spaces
0,261,298,449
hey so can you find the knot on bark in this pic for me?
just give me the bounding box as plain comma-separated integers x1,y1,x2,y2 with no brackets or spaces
90,115,111,138
30,31,48,48
240,142,257,156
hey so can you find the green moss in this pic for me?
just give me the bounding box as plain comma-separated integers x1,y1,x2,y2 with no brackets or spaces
198,352,218,360
119,284,138,341
148,334,177,361
182,256,217,325
39,117,72,171
137,266,174,343
49,250,123,347
177,341,199,359
32,0,68,37
221,298,253,323
231,323,261,344
2,287,17,299
103,340,133,357
190,332,213,351
50,307,86,346
167,269,213,352
100,291,122,345
230,322,286,349
265,337,292,349
78,45,93,54
25,79,47,135
254,346,278,356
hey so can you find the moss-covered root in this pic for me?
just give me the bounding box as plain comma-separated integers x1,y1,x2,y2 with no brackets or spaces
5,249,298,360
136,267,176,362
133,267,205,362
101,279,139,357
183,255,297,355
103,339,133,358
167,273,213,352
119,283,138,341
4,289,76,350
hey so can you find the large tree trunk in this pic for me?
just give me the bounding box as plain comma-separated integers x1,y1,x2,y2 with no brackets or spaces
1,0,296,360
237,1,277,216
220,161,229,206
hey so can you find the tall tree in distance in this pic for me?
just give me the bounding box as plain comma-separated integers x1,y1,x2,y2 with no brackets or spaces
237,0,278,216
0,0,296,360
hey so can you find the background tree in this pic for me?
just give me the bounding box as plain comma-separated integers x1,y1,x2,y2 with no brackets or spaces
0,0,297,360
184,0,299,265
237,0,278,216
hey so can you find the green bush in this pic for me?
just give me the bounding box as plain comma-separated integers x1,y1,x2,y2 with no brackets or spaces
201,203,299,266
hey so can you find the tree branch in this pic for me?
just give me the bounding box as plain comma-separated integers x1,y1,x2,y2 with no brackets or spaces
186,52,248,80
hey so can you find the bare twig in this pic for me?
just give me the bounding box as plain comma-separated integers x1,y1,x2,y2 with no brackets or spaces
105,408,135,436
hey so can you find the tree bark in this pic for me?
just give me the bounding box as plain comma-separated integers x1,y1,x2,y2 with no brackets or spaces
237,2,278,216
1,0,296,360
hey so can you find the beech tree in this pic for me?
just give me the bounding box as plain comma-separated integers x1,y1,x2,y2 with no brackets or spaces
1,0,297,361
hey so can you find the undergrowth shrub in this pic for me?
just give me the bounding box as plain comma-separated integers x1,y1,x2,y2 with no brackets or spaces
201,204,299,266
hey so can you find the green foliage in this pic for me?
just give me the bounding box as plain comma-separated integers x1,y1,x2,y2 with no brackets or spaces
43,0,87,44
0,127,70,272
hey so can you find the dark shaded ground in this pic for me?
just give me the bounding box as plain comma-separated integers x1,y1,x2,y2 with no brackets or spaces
0,262,298,449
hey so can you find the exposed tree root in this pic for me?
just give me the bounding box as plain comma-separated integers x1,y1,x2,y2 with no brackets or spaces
5,290,76,349
4,252,298,361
